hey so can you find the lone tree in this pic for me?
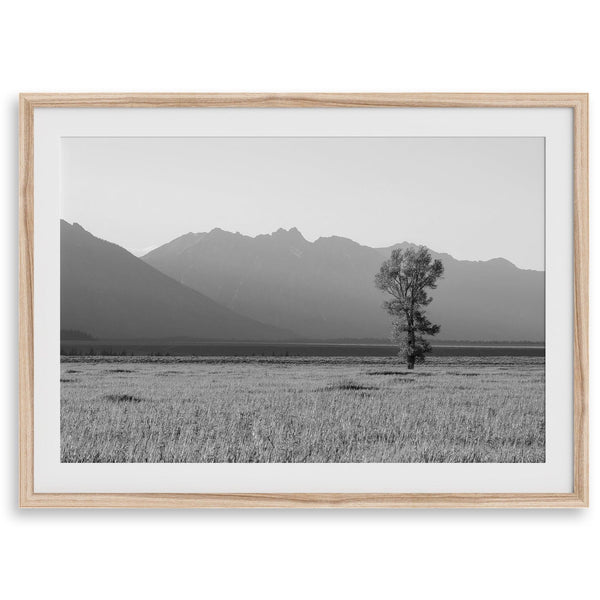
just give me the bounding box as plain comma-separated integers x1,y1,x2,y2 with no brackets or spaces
375,246,444,369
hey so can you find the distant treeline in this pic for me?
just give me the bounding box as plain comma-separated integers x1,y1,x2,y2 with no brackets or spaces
61,346,167,357
60,329,95,341
293,338,544,346
59,335,545,346
60,341,544,358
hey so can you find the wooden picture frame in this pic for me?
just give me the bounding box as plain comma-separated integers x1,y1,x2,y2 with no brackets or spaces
19,93,588,508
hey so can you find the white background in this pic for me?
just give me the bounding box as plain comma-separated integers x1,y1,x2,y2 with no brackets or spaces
1,1,597,599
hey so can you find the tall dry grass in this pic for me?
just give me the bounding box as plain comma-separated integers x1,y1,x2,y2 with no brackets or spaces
61,355,545,463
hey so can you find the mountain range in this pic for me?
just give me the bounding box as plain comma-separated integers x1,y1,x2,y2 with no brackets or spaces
61,221,544,342
143,227,544,342
61,221,290,340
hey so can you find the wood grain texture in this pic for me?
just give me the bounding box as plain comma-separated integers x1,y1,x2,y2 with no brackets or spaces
573,95,589,507
18,92,589,109
18,93,589,508
18,492,588,509
19,95,34,508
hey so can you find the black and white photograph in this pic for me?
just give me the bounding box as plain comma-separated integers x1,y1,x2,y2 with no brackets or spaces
6,0,596,596
59,135,545,464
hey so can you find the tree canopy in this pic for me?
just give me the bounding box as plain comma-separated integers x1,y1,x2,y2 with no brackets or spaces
375,246,444,368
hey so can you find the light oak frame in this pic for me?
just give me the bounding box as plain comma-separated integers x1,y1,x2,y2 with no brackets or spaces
19,93,589,508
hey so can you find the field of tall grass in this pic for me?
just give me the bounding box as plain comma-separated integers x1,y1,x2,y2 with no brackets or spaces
61,355,545,463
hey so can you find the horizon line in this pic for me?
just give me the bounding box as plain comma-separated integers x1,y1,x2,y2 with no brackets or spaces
60,219,544,272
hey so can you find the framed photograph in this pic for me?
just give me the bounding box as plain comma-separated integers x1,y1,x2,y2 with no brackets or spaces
19,93,588,508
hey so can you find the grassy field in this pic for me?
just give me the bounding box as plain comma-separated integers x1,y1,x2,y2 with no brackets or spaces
61,355,545,463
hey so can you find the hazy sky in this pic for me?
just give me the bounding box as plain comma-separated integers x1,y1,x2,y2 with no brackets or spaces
61,136,544,270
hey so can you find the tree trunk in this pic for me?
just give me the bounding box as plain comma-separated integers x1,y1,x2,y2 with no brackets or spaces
407,321,416,370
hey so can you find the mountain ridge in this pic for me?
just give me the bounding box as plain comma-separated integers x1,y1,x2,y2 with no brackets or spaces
145,228,540,272
143,227,544,342
61,220,293,341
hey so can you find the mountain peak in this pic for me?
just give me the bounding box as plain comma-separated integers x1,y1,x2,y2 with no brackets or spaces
315,234,363,249
61,220,88,234
486,257,517,269
271,227,306,242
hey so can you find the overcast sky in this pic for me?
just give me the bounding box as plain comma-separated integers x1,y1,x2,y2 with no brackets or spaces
61,136,544,270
